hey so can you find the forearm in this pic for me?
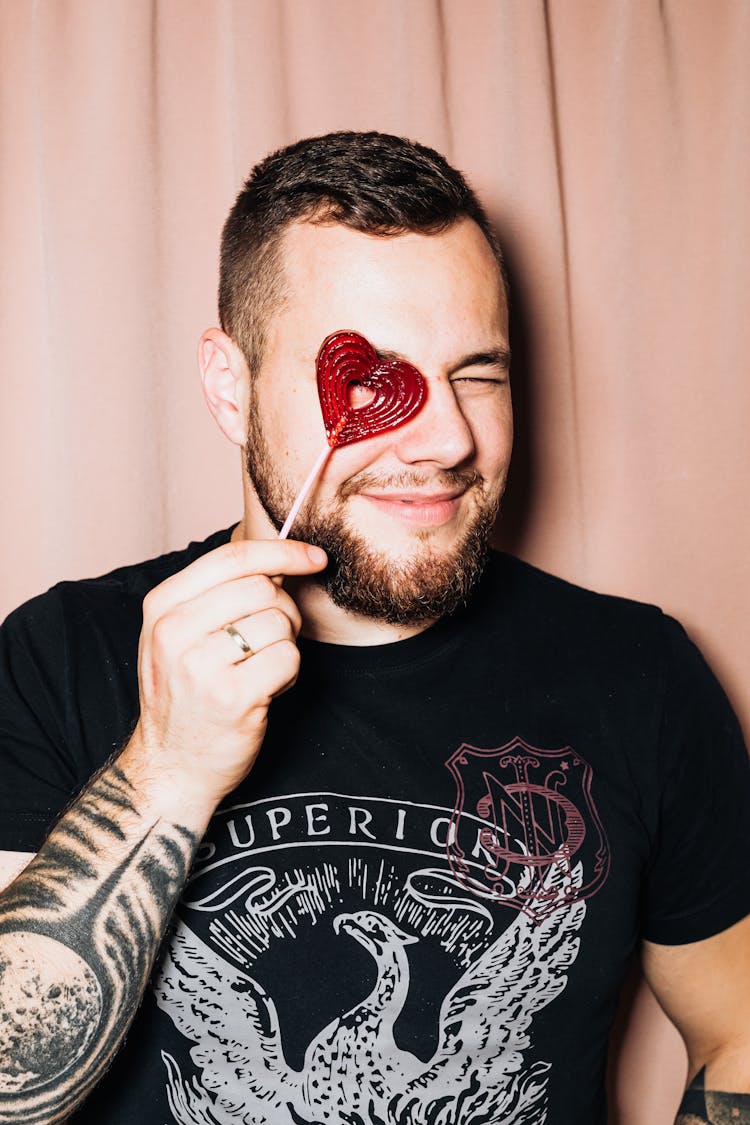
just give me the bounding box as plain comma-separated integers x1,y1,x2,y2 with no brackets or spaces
0,744,208,1123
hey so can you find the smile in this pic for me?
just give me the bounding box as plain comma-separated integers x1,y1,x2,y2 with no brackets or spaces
356,490,467,527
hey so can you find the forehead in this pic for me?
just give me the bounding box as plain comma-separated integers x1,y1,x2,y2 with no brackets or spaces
269,218,508,365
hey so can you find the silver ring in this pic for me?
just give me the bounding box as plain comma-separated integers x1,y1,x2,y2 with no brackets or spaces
224,623,254,658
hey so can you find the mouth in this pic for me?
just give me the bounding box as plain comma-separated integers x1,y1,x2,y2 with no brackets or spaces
356,488,468,527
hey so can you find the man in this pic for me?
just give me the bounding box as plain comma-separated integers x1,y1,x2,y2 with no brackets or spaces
0,131,748,1125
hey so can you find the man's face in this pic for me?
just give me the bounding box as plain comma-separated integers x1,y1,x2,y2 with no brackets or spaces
244,218,513,625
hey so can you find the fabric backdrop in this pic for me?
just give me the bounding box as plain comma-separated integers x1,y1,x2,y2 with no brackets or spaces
2,2,749,1120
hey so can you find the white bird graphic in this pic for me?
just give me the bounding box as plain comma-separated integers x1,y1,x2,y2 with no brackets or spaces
154,861,585,1124
302,912,422,1114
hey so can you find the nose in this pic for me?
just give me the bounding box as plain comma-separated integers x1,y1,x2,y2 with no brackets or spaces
392,378,475,468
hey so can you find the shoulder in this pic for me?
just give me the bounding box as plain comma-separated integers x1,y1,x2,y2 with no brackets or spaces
484,549,740,735
480,550,714,701
484,549,668,640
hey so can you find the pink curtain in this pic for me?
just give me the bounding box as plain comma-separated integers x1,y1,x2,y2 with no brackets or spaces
2,2,748,1118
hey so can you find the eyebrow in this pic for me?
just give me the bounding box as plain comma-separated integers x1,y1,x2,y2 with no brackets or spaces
448,348,511,376
376,346,511,375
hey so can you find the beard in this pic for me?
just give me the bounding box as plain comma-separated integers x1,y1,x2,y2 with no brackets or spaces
245,396,502,627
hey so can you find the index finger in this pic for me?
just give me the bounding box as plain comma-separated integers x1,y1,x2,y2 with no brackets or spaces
143,538,327,617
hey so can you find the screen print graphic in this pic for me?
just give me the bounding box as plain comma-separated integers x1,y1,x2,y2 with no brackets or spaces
447,737,610,922
153,742,609,1124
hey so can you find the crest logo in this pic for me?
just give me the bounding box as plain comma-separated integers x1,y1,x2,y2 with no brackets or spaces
446,737,610,921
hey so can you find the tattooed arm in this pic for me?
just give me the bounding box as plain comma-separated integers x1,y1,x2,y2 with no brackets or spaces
642,916,750,1125
0,538,326,1123
0,757,203,1123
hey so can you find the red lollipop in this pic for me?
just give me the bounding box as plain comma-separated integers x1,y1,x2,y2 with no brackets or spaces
278,330,428,538
316,330,427,447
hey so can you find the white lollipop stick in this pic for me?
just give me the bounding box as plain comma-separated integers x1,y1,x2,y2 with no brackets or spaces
278,442,333,540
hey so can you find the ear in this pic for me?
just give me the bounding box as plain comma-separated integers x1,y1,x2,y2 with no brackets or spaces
198,327,250,446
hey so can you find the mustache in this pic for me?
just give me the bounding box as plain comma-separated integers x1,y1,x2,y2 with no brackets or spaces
338,468,484,500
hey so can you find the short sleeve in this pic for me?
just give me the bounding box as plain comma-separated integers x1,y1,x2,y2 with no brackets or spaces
0,592,80,851
641,616,750,945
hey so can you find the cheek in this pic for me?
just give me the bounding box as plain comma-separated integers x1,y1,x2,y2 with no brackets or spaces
266,390,327,475
473,403,514,473
314,429,401,498
318,442,373,489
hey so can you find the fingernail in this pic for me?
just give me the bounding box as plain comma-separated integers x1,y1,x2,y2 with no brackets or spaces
307,545,327,564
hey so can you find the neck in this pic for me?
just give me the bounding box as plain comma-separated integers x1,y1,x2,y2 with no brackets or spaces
366,949,409,1017
231,516,434,647
293,580,433,646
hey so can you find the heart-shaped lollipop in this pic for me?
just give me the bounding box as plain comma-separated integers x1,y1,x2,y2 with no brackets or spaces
316,330,427,447
278,330,428,539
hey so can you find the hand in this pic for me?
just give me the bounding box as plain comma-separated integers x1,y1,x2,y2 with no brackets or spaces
121,538,327,820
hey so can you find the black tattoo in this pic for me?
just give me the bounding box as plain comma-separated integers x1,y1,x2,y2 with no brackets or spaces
676,1067,750,1124
0,762,200,1122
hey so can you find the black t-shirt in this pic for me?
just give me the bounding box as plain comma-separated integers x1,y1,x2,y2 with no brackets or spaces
2,528,750,1124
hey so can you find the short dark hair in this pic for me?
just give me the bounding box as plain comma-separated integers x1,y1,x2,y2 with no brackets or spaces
219,130,506,375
